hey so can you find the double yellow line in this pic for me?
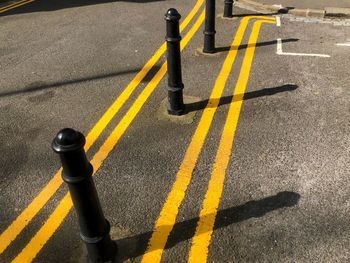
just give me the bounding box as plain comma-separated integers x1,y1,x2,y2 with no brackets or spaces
0,0,34,14
142,17,276,263
0,0,204,261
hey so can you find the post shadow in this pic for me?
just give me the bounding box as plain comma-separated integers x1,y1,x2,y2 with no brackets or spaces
230,12,279,18
0,65,161,98
184,84,298,113
231,7,295,17
115,191,300,260
214,38,299,53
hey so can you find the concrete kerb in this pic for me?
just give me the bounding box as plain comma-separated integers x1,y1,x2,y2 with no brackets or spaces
235,0,350,18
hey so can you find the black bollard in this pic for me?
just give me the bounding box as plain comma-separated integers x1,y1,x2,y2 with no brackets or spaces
223,0,234,18
165,8,185,116
52,128,117,263
203,0,216,53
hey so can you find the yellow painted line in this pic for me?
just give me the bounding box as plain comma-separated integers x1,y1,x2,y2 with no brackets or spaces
188,19,276,263
0,0,33,13
11,10,205,263
0,0,204,255
0,0,31,11
141,15,275,263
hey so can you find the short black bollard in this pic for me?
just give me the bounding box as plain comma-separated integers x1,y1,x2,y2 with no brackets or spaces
165,8,185,115
203,0,216,53
223,0,234,18
52,128,117,263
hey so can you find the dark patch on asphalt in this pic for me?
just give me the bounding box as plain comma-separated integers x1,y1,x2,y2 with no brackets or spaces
0,126,30,185
27,90,55,103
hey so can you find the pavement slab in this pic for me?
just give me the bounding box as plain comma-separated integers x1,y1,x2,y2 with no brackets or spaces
246,0,350,9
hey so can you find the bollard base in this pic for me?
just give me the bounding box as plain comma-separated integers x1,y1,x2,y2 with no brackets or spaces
167,107,185,116
75,225,134,263
157,96,201,125
217,13,238,20
195,47,223,57
86,242,117,263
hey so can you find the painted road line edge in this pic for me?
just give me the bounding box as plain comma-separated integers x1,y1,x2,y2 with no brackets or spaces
336,43,350,46
276,16,281,27
276,38,330,57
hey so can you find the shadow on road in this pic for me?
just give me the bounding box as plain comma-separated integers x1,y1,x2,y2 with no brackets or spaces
0,65,162,98
0,0,164,17
232,7,295,17
116,191,300,261
215,38,299,53
184,84,298,113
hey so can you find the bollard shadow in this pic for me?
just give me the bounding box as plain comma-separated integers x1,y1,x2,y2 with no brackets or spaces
120,0,165,2
0,65,161,98
279,7,295,14
115,191,300,261
184,84,298,114
230,12,279,18
231,7,295,17
214,38,299,53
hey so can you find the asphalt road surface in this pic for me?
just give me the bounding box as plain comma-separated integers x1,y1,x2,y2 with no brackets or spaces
0,0,350,262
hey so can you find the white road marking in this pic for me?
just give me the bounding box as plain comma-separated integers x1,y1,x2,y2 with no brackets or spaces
276,38,330,57
276,16,281,27
336,43,350,46
272,4,283,9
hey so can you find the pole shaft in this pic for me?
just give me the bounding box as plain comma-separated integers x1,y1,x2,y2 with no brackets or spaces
52,129,117,263
223,0,233,18
203,0,216,53
165,8,185,115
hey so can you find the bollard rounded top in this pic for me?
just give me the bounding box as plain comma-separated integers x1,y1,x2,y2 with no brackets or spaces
52,128,85,153
165,8,181,21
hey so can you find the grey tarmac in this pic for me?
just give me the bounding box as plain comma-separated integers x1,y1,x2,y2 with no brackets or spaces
0,0,349,262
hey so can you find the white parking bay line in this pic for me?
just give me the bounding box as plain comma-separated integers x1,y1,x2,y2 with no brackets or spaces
336,43,350,46
276,16,281,27
276,38,330,58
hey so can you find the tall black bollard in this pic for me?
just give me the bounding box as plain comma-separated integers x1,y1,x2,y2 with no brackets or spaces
52,128,117,263
165,8,185,115
223,0,234,18
203,0,216,53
